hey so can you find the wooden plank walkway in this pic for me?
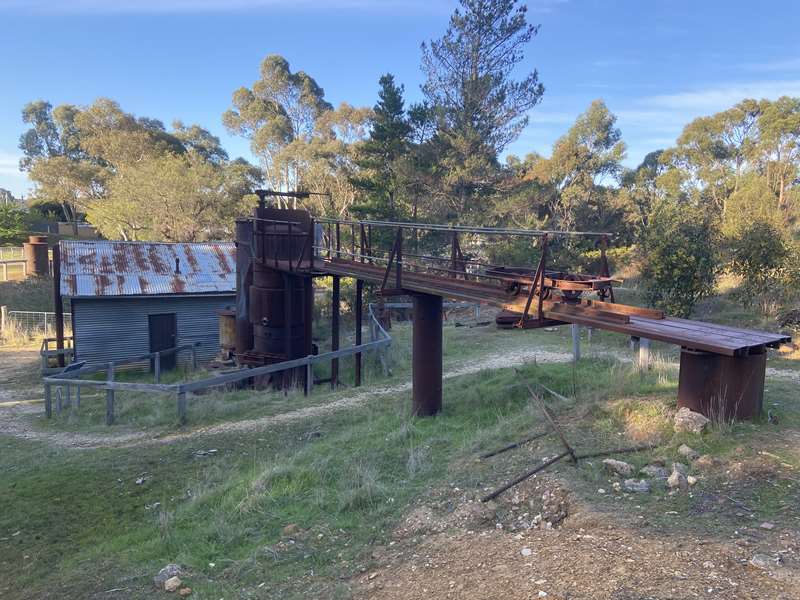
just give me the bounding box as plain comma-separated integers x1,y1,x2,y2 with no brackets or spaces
313,258,790,356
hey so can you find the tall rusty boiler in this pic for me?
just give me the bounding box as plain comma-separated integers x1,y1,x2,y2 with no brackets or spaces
23,235,49,277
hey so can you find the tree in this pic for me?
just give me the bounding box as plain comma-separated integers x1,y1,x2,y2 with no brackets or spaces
352,74,412,220
0,204,28,245
727,220,787,301
640,202,717,317
223,55,332,191
87,150,255,242
420,0,544,218
756,96,800,213
530,100,627,231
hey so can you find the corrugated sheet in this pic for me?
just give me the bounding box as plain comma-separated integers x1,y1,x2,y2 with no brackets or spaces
72,295,235,368
60,240,236,297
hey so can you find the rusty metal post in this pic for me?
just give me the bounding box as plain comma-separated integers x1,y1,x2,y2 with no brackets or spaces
355,278,363,386
235,219,254,356
52,244,65,367
677,347,767,420
412,293,442,417
331,275,340,389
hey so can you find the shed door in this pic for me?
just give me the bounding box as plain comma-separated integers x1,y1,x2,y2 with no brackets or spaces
148,313,178,371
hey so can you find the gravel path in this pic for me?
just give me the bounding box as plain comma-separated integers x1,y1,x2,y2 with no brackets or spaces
0,348,574,450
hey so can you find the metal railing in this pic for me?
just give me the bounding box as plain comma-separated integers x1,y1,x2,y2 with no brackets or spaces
42,303,392,426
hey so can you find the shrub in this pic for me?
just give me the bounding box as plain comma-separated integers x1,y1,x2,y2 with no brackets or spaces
727,220,787,303
639,202,717,317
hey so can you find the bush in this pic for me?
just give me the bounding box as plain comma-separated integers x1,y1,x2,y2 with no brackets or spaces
0,204,28,245
727,221,787,303
639,202,717,317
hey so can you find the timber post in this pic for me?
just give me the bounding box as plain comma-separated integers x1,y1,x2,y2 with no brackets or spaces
105,362,115,425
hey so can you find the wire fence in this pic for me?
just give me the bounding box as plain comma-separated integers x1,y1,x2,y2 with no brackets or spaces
2,310,71,336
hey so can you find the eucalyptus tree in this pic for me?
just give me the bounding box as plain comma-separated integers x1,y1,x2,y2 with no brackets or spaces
222,54,332,191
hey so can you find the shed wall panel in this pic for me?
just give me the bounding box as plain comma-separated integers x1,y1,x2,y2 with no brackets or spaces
72,295,235,368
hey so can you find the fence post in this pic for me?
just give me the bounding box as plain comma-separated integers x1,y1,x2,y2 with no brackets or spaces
56,386,63,414
305,362,313,396
571,323,581,362
177,390,187,425
638,338,651,370
44,382,52,418
1,263,7,282
191,346,197,371
75,384,81,409
65,383,71,409
105,362,115,426
0,305,6,333
154,352,161,383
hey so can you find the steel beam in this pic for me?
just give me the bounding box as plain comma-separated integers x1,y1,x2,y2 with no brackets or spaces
355,278,363,386
412,293,442,416
331,275,340,389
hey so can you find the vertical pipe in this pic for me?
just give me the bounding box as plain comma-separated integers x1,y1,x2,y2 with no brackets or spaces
52,244,65,367
355,278,363,387
105,362,115,426
44,383,51,418
155,352,161,383
331,275,340,389
571,323,581,362
412,293,443,417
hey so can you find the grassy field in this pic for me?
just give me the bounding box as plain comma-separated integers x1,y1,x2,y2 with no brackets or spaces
1,311,799,598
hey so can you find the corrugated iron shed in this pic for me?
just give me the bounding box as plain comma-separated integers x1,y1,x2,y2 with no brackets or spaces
60,240,236,298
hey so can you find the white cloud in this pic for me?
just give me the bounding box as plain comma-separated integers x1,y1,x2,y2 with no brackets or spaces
645,80,800,113
0,152,23,177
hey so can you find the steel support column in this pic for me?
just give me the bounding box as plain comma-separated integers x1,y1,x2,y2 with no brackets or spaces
331,275,340,389
412,293,442,417
677,347,767,420
355,278,363,387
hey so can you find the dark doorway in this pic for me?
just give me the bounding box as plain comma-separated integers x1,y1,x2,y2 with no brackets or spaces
148,313,178,371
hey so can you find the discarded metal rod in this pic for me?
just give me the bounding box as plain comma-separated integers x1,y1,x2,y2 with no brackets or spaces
516,371,577,464
480,430,550,459
481,450,571,502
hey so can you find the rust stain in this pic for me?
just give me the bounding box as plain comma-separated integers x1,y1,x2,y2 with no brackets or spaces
66,274,77,296
112,244,129,273
148,245,168,274
183,244,199,271
99,255,113,274
138,276,150,294
94,274,111,296
211,244,232,274
171,277,186,294
116,275,126,295
131,244,148,271
78,249,95,270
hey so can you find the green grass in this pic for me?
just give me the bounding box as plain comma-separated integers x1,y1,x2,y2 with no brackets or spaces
3,301,799,598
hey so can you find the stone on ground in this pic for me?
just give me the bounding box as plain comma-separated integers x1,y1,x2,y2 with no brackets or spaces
677,444,700,461
154,564,182,590
622,479,651,493
164,576,182,592
667,470,688,491
603,458,634,476
639,464,668,479
674,407,709,434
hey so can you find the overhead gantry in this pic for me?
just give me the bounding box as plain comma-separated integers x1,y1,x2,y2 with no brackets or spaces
234,198,790,421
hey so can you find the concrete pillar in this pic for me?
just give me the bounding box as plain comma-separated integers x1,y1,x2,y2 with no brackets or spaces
412,293,443,417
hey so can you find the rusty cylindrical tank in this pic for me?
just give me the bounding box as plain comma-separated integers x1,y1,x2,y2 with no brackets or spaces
677,347,766,421
235,219,254,356
23,235,49,277
217,309,237,351
249,263,306,360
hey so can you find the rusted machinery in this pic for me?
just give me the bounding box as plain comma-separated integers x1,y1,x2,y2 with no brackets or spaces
235,199,791,420
23,235,49,277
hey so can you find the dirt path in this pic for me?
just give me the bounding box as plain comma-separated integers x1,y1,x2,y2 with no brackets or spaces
0,348,575,449
2,344,798,451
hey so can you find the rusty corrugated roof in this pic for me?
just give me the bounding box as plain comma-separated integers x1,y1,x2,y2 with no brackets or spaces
60,240,236,298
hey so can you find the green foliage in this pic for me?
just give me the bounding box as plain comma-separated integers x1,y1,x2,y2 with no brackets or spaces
640,202,717,317
420,0,544,219
0,204,29,245
727,221,792,306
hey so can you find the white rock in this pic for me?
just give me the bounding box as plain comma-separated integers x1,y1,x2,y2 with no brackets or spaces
687,475,698,486
671,462,688,476
164,576,182,592
521,547,532,557
603,459,634,476
674,407,709,434
667,471,688,491
639,465,668,479
622,479,651,493
154,564,182,589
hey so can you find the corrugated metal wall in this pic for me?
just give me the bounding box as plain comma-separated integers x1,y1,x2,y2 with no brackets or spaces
71,295,235,368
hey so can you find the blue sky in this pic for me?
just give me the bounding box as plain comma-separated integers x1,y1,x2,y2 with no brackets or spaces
1,0,799,198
